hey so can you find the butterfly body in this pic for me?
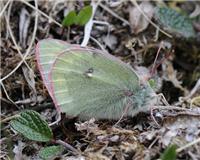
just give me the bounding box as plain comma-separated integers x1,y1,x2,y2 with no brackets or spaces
36,39,157,120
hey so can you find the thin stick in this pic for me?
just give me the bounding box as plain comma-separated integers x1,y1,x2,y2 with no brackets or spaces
20,0,62,27
90,36,106,52
187,78,200,99
49,113,61,127
0,82,19,108
153,105,191,111
131,0,172,38
0,114,20,123
148,137,159,149
176,137,200,153
0,0,11,17
99,3,130,26
55,139,79,155
93,20,110,26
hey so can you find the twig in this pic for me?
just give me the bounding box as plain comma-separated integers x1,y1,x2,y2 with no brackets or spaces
90,36,106,52
99,3,130,26
93,20,111,36
0,0,38,82
81,0,100,46
0,114,20,124
0,82,19,108
163,111,200,117
187,78,200,99
93,20,110,26
176,137,200,153
54,139,80,155
49,113,61,127
130,0,172,38
153,105,192,112
148,137,159,149
20,0,62,27
178,78,200,107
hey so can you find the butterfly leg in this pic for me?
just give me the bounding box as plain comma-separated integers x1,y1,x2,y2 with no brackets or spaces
150,106,160,127
157,93,170,106
113,98,132,126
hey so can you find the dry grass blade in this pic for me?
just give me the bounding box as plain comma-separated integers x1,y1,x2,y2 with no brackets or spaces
99,3,130,26
0,0,38,82
20,0,62,27
0,0,11,17
0,82,19,108
176,137,200,153
5,15,32,72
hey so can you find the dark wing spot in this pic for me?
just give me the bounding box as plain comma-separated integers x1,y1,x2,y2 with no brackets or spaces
83,67,94,78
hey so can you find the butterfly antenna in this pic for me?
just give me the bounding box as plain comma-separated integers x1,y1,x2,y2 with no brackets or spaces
154,50,173,70
150,42,173,77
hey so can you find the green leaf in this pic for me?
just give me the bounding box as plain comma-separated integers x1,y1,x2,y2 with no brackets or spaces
155,7,195,38
148,79,156,88
10,110,53,142
39,145,64,160
160,145,177,160
62,11,77,27
75,5,92,26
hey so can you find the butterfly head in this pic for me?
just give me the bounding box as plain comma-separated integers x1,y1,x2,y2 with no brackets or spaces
125,83,157,117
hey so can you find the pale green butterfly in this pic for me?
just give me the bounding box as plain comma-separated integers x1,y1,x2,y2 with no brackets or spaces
36,39,157,120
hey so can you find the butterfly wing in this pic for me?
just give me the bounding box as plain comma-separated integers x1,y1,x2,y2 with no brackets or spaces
36,39,71,96
50,47,156,120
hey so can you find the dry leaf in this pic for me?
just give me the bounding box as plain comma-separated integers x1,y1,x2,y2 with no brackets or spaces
129,2,154,34
19,8,30,48
102,34,118,50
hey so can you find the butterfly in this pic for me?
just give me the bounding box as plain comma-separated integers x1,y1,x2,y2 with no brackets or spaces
36,39,157,120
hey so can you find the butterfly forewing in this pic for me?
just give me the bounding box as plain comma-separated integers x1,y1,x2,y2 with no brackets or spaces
50,48,143,120
36,39,71,96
